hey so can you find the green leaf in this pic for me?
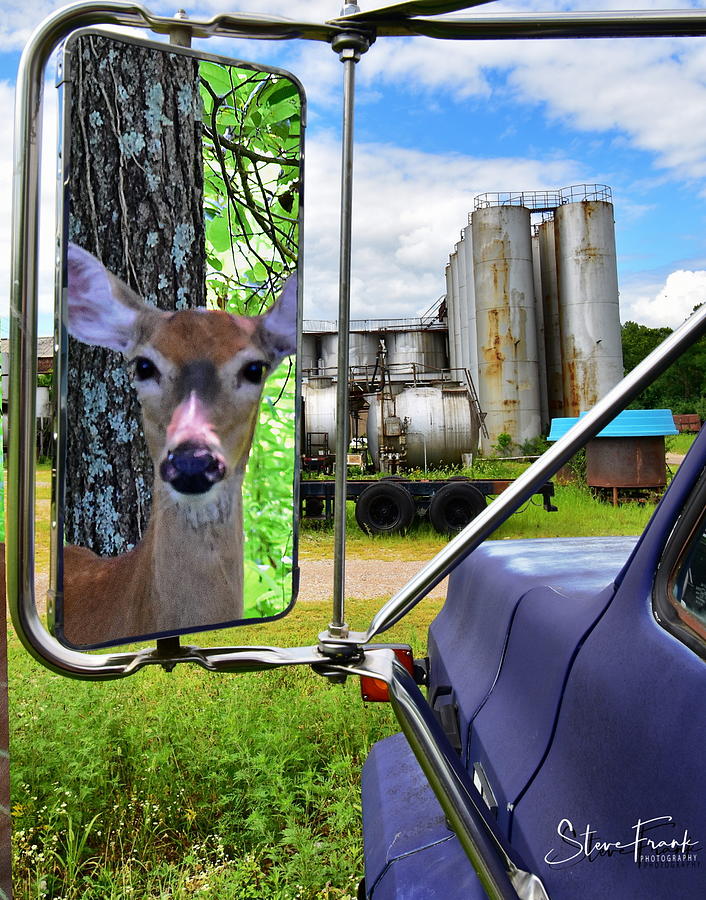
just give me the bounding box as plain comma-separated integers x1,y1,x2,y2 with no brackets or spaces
199,61,236,96
206,215,233,253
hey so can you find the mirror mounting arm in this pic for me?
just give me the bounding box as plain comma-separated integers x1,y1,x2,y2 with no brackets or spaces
327,27,372,642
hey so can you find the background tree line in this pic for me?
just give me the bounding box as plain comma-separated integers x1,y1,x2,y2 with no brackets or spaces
622,308,706,417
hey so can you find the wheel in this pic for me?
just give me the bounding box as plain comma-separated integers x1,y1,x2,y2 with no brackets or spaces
355,482,416,535
429,482,486,535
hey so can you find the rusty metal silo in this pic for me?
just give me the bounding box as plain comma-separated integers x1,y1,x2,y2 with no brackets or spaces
449,249,463,374
532,228,549,431
537,218,564,420
455,238,469,372
554,198,623,416
471,204,541,452
461,223,479,389
444,262,457,370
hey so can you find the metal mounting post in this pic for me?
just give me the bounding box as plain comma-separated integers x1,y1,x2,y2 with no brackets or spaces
328,21,371,639
169,8,192,47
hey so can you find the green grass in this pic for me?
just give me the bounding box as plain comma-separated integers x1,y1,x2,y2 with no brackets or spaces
10,597,441,899
665,432,699,455
10,459,662,897
299,483,655,560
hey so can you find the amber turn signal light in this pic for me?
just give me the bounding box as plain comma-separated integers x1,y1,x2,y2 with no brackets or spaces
360,646,415,702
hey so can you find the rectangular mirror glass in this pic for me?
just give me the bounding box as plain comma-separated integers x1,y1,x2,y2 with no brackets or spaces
51,30,304,649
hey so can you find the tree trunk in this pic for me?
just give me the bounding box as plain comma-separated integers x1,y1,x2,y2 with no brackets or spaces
65,33,205,554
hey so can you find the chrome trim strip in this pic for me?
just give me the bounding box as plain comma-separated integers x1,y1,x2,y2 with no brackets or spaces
328,648,550,900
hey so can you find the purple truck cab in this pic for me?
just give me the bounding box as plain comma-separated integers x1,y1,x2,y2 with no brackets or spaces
362,427,706,899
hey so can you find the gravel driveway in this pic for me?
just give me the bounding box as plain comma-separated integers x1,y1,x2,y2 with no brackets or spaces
298,559,449,602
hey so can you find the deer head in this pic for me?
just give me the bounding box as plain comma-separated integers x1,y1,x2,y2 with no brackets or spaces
66,242,297,510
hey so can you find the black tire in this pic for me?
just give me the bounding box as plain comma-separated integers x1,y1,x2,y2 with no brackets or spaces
355,482,416,535
429,482,486,535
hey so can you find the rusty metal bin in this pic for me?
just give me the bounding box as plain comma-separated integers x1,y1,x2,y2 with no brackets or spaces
586,435,667,489
549,409,678,501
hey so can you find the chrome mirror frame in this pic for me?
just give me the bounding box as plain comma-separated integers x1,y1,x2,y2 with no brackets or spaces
10,6,706,897
8,0,334,678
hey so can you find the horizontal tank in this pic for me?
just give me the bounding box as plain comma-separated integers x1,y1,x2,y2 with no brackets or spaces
302,381,338,453
384,329,448,379
366,385,479,470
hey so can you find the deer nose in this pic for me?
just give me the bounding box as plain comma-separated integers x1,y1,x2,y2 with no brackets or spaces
159,441,226,495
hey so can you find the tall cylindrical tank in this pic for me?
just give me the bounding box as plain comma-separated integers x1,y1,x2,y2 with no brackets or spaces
537,218,564,420
449,250,463,374
461,223,479,390
445,262,457,370
532,230,549,431
471,205,542,452
554,200,623,416
384,329,448,378
366,385,479,470
455,238,470,375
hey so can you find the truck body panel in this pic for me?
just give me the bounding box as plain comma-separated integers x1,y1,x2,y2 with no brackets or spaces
362,427,706,897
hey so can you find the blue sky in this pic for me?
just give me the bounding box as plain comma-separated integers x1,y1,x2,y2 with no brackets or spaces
3,0,706,333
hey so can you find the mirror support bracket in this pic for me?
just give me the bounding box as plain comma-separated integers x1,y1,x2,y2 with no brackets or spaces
327,25,372,642
169,8,192,48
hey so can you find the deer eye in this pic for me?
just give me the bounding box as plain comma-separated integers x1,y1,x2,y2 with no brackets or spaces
133,356,159,382
241,361,267,384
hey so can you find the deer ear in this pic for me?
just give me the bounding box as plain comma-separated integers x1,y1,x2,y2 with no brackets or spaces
260,273,298,364
66,243,142,354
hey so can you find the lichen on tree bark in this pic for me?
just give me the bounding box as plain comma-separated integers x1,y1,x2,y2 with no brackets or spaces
65,34,205,554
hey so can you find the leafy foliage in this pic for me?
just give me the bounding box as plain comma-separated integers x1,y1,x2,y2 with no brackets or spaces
200,60,301,315
621,318,706,415
198,59,302,618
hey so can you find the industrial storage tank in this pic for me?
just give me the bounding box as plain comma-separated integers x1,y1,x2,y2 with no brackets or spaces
454,239,469,375
384,329,448,378
366,385,479,470
537,218,564,420
301,334,319,373
449,250,463,372
460,223,479,388
471,204,542,452
302,380,338,454
444,262,457,370
554,199,623,416
531,229,549,431
319,331,380,374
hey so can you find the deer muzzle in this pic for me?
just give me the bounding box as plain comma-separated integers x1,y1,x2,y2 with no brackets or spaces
161,392,227,494
160,441,227,495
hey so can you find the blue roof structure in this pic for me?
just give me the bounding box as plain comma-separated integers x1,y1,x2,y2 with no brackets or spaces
548,408,678,441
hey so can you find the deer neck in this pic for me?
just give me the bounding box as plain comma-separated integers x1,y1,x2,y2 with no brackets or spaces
147,469,245,631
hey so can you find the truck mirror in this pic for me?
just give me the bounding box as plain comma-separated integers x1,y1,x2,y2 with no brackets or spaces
50,30,303,648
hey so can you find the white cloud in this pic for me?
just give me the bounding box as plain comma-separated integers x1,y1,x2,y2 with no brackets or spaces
0,77,57,337
621,269,706,328
7,0,706,334
302,133,581,320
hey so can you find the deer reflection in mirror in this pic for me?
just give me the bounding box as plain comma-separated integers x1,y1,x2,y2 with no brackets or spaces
62,243,297,646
